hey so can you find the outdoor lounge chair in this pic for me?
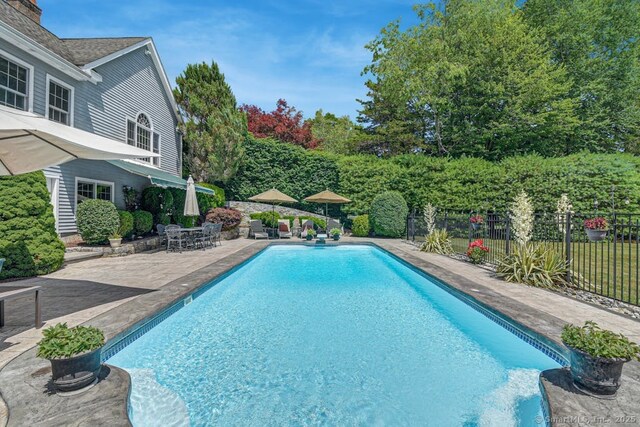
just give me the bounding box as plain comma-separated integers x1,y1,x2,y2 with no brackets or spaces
277,219,293,239
250,220,269,239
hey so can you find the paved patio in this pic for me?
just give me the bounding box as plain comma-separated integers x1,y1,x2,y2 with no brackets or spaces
0,237,638,426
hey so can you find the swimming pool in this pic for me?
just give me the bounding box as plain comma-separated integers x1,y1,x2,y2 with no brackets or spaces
106,245,563,426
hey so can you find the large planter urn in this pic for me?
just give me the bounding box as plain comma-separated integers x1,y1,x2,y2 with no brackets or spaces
49,347,103,392
109,238,122,248
585,228,608,242
566,345,627,398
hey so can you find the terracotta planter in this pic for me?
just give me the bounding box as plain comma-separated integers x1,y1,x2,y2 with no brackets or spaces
566,345,628,397
49,347,103,392
585,228,608,242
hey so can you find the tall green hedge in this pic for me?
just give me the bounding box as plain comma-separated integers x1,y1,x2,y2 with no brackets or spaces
0,172,64,279
226,139,640,215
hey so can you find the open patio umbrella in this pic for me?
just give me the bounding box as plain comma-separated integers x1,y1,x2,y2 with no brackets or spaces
183,176,200,226
0,105,158,175
248,188,297,229
304,190,351,231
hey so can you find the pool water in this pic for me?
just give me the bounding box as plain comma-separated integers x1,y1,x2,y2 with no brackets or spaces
107,245,560,426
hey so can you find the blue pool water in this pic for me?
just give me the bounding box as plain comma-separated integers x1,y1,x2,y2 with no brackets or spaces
107,245,561,426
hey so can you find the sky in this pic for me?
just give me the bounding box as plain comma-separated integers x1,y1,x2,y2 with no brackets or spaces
38,0,420,119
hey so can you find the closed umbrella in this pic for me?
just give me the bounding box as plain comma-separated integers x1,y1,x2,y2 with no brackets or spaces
0,105,158,175
183,175,199,226
248,188,297,232
304,190,351,231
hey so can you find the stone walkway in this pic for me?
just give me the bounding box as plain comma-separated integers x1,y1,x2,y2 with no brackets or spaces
0,238,258,368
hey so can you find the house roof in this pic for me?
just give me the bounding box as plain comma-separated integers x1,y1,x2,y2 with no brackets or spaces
0,2,148,66
61,37,149,66
0,0,180,121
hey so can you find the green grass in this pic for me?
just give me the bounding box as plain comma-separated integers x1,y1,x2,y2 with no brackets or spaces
416,235,639,305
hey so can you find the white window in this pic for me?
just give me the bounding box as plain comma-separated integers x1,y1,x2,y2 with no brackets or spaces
0,54,29,111
46,75,74,126
75,177,114,210
126,112,160,167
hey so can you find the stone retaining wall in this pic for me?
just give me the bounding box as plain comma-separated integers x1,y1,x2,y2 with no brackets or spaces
65,236,164,257
229,201,330,238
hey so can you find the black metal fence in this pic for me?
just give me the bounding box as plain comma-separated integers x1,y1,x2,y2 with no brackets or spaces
407,210,640,307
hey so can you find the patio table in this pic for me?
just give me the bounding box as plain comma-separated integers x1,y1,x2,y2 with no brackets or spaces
0,285,42,328
176,227,204,250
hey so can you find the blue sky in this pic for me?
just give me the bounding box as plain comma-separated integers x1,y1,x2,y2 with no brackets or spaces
38,0,419,119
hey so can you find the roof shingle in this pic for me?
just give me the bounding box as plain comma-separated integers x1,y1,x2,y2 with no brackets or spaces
0,1,148,66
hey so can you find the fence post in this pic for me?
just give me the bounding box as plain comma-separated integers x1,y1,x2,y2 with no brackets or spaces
505,215,511,256
444,211,449,231
565,211,572,284
613,212,617,296
408,210,415,242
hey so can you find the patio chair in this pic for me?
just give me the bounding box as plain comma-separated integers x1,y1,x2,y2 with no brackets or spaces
157,224,167,245
277,219,293,239
250,220,269,239
165,225,185,253
213,223,223,246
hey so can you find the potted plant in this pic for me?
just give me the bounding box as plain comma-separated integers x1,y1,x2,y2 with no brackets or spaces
306,229,316,241
470,215,484,230
330,228,341,241
37,323,105,393
584,217,608,242
466,239,489,264
108,233,122,248
561,321,640,397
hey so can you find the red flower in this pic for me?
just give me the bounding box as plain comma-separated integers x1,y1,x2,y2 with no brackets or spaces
470,215,484,224
584,217,608,230
466,239,489,256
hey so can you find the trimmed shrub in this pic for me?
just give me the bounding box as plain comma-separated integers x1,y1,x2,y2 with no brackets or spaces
250,211,280,228
76,199,119,245
370,191,408,237
351,214,370,237
197,182,225,208
0,171,64,279
142,187,174,226
206,208,242,231
117,210,134,237
132,210,153,235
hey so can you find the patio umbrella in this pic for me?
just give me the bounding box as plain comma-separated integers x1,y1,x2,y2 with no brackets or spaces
0,105,158,175
183,175,200,225
248,188,298,228
304,190,351,231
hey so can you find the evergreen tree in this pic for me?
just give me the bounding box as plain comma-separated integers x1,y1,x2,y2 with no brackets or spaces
174,62,247,184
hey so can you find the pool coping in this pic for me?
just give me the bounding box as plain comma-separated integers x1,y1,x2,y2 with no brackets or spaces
0,240,637,426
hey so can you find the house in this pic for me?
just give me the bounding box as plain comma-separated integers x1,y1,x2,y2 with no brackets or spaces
0,0,211,237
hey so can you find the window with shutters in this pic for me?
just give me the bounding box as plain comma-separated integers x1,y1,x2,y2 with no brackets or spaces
126,113,160,166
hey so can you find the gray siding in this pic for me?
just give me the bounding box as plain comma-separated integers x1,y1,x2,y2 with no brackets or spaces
48,160,150,235
0,39,182,234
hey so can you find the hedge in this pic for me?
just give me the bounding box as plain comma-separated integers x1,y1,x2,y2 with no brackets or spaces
117,210,134,237
76,199,120,244
0,172,64,279
250,211,280,228
224,138,640,215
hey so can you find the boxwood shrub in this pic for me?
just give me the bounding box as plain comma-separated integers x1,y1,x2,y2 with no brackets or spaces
117,210,134,238
0,171,64,278
370,191,408,237
132,210,153,235
76,199,120,245
351,214,370,237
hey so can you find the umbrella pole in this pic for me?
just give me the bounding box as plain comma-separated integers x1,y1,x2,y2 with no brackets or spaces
325,202,328,233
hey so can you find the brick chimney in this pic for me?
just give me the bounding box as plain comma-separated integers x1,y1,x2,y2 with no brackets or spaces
7,0,42,24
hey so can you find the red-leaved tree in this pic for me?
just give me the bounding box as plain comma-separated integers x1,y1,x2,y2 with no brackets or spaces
240,99,319,149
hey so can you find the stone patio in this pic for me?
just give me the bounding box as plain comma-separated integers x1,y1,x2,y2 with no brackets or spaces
0,237,637,426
